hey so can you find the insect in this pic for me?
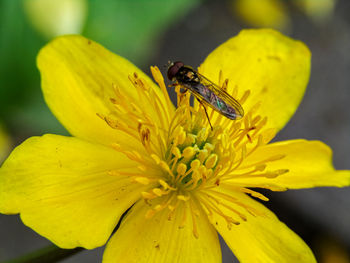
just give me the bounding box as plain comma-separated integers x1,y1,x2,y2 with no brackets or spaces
167,61,244,129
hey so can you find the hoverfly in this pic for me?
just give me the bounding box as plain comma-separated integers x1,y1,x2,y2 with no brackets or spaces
167,61,244,129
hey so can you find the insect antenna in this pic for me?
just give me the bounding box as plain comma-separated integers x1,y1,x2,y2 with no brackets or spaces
164,61,173,69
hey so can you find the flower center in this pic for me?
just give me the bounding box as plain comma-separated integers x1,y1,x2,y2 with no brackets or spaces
100,66,288,237
164,104,219,190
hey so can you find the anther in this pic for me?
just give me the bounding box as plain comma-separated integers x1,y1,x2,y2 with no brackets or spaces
151,154,161,164
138,165,147,171
196,128,208,143
141,191,156,199
134,177,151,185
204,143,215,152
177,195,190,201
197,149,209,164
190,159,201,170
184,134,197,145
182,146,197,159
205,154,218,169
159,161,174,177
159,179,176,190
173,126,186,145
153,188,168,196
171,146,182,159
177,163,187,176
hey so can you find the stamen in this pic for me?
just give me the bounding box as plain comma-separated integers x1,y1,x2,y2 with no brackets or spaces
178,203,188,228
97,66,291,230
222,79,229,92
189,200,200,238
236,187,270,201
218,70,224,87
177,195,190,201
176,163,187,176
239,90,251,105
238,154,286,170
205,154,218,169
150,66,174,117
134,177,151,185
205,192,247,221
199,194,240,229
182,146,198,159
159,179,176,191
204,189,265,217
197,149,209,164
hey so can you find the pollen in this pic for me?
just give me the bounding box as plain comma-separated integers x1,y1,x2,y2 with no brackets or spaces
99,66,289,238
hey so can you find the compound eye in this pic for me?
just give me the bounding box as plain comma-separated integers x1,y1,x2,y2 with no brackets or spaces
167,61,184,81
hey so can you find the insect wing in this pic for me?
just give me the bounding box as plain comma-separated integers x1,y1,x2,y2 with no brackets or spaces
195,72,244,119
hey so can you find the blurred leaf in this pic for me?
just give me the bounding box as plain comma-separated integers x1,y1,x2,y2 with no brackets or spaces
0,0,67,136
0,0,43,121
84,0,200,64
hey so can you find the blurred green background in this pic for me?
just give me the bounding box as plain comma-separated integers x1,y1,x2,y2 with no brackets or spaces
0,0,200,139
0,0,349,262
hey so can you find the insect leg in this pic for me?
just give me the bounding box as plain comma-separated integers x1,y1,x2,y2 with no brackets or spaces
168,83,188,94
196,98,213,131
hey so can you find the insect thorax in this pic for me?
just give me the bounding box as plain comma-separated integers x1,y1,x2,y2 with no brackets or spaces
176,66,200,85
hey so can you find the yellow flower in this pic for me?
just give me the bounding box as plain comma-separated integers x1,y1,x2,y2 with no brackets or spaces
0,29,349,262
232,0,336,30
24,0,87,39
233,0,291,30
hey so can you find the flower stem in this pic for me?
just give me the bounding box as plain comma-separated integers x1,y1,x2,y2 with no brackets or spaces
1,245,84,263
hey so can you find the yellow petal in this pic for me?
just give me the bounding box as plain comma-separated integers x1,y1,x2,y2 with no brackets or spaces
199,29,311,133
103,200,221,263
0,134,148,249
233,0,290,30
233,139,350,189
211,189,316,262
37,35,167,147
